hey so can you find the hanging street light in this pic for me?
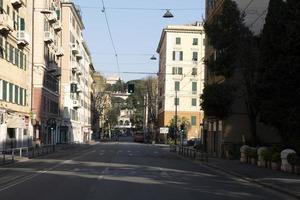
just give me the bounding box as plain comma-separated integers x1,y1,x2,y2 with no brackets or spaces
150,55,157,60
163,9,174,18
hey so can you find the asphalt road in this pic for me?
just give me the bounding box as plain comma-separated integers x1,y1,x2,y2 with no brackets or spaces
0,137,297,200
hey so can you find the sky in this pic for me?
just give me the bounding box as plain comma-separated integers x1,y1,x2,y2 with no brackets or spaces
73,0,205,82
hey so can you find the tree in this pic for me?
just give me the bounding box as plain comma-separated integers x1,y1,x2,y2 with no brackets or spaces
258,0,300,147
203,0,261,144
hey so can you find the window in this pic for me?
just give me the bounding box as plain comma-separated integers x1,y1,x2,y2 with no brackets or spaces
0,36,3,58
191,116,196,126
192,68,197,75
14,85,19,104
192,98,197,106
2,80,7,101
20,88,23,105
172,67,183,75
19,18,25,31
193,38,198,45
192,82,197,94
175,81,180,91
176,37,181,45
14,49,19,66
175,97,179,106
173,51,183,61
192,52,198,61
9,44,14,63
9,83,13,102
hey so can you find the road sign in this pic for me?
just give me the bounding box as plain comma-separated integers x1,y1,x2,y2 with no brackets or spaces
160,127,169,134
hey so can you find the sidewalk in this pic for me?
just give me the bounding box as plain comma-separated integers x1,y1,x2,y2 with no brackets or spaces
202,158,300,199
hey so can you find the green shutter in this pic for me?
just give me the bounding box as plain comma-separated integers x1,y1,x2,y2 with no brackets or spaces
172,51,175,60
191,116,196,126
172,67,175,75
20,52,23,69
24,54,26,70
24,89,26,106
2,80,7,101
14,85,19,104
19,18,25,31
180,51,183,61
20,88,23,105
9,83,13,102
192,82,197,92
15,48,19,66
176,37,181,45
56,10,61,20
178,68,182,75
192,98,197,106
175,81,180,91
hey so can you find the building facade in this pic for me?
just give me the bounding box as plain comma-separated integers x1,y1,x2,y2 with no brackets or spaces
157,22,205,140
32,0,63,145
60,1,92,143
0,0,33,150
204,0,279,157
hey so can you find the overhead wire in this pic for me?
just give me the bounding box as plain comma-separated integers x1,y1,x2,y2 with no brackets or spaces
101,0,120,77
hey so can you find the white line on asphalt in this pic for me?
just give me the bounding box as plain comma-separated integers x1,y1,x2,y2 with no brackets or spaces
0,149,95,192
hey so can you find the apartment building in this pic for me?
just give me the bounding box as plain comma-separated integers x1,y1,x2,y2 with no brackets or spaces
157,22,205,140
204,0,277,156
32,0,63,145
0,0,32,150
60,1,92,143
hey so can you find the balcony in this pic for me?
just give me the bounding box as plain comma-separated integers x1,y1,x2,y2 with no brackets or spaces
71,43,79,54
11,0,24,8
17,31,30,46
76,68,82,75
55,47,64,57
73,100,81,109
48,11,57,23
53,21,62,31
76,51,83,60
72,61,79,72
0,14,14,33
76,85,83,93
44,31,54,43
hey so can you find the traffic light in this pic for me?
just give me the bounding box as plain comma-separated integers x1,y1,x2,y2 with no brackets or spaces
128,83,135,93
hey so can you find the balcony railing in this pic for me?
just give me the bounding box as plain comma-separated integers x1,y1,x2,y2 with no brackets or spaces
17,31,30,46
48,11,57,23
0,14,14,32
44,31,54,43
71,43,79,55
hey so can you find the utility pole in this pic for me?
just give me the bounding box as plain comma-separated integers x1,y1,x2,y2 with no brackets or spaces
174,90,178,145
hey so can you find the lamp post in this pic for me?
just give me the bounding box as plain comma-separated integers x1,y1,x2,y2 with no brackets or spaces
174,90,178,145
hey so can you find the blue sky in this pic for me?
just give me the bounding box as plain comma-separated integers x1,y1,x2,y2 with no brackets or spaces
73,0,205,82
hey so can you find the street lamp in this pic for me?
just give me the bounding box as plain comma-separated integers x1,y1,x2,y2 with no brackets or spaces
150,55,157,60
163,9,174,18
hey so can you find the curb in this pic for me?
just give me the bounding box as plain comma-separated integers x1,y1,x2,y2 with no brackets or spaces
172,151,300,200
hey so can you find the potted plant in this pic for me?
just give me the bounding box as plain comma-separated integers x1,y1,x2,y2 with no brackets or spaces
287,153,298,173
245,148,252,164
261,149,272,168
271,152,281,170
249,149,258,165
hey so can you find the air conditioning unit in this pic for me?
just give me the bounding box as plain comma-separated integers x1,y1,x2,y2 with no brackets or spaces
0,14,14,32
11,0,24,8
73,100,81,108
17,31,30,46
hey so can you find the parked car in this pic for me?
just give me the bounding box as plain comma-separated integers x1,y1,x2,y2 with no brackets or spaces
133,132,144,142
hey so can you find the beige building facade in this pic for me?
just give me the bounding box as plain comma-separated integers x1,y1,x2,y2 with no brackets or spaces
32,0,63,145
0,0,33,150
60,1,93,143
157,23,205,140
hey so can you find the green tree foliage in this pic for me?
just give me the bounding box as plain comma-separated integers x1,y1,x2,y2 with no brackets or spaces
201,83,234,119
259,0,300,146
204,0,244,78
